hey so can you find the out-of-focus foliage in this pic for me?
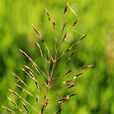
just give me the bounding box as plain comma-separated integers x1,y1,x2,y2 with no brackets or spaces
0,0,114,113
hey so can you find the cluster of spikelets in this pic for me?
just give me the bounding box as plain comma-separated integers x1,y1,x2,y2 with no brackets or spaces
2,2,93,114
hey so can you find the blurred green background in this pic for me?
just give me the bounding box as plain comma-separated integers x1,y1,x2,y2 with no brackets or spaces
0,0,114,114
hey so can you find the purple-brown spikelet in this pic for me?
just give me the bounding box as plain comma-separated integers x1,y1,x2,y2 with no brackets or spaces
36,96,39,104
62,20,67,31
64,2,69,16
69,49,77,58
76,72,84,77
45,8,51,21
47,53,50,63
80,34,88,41
23,103,29,112
63,32,67,41
70,93,79,97
80,64,94,70
65,48,70,52
36,42,40,49
65,69,73,75
53,19,55,30
72,19,79,28
67,83,77,89
56,108,63,114
4,3,94,114
32,24,40,35
41,105,45,114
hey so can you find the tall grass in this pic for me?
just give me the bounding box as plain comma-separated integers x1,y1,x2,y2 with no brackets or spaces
2,2,93,114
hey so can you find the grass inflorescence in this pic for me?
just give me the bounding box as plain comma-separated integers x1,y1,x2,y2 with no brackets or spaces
2,2,93,114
